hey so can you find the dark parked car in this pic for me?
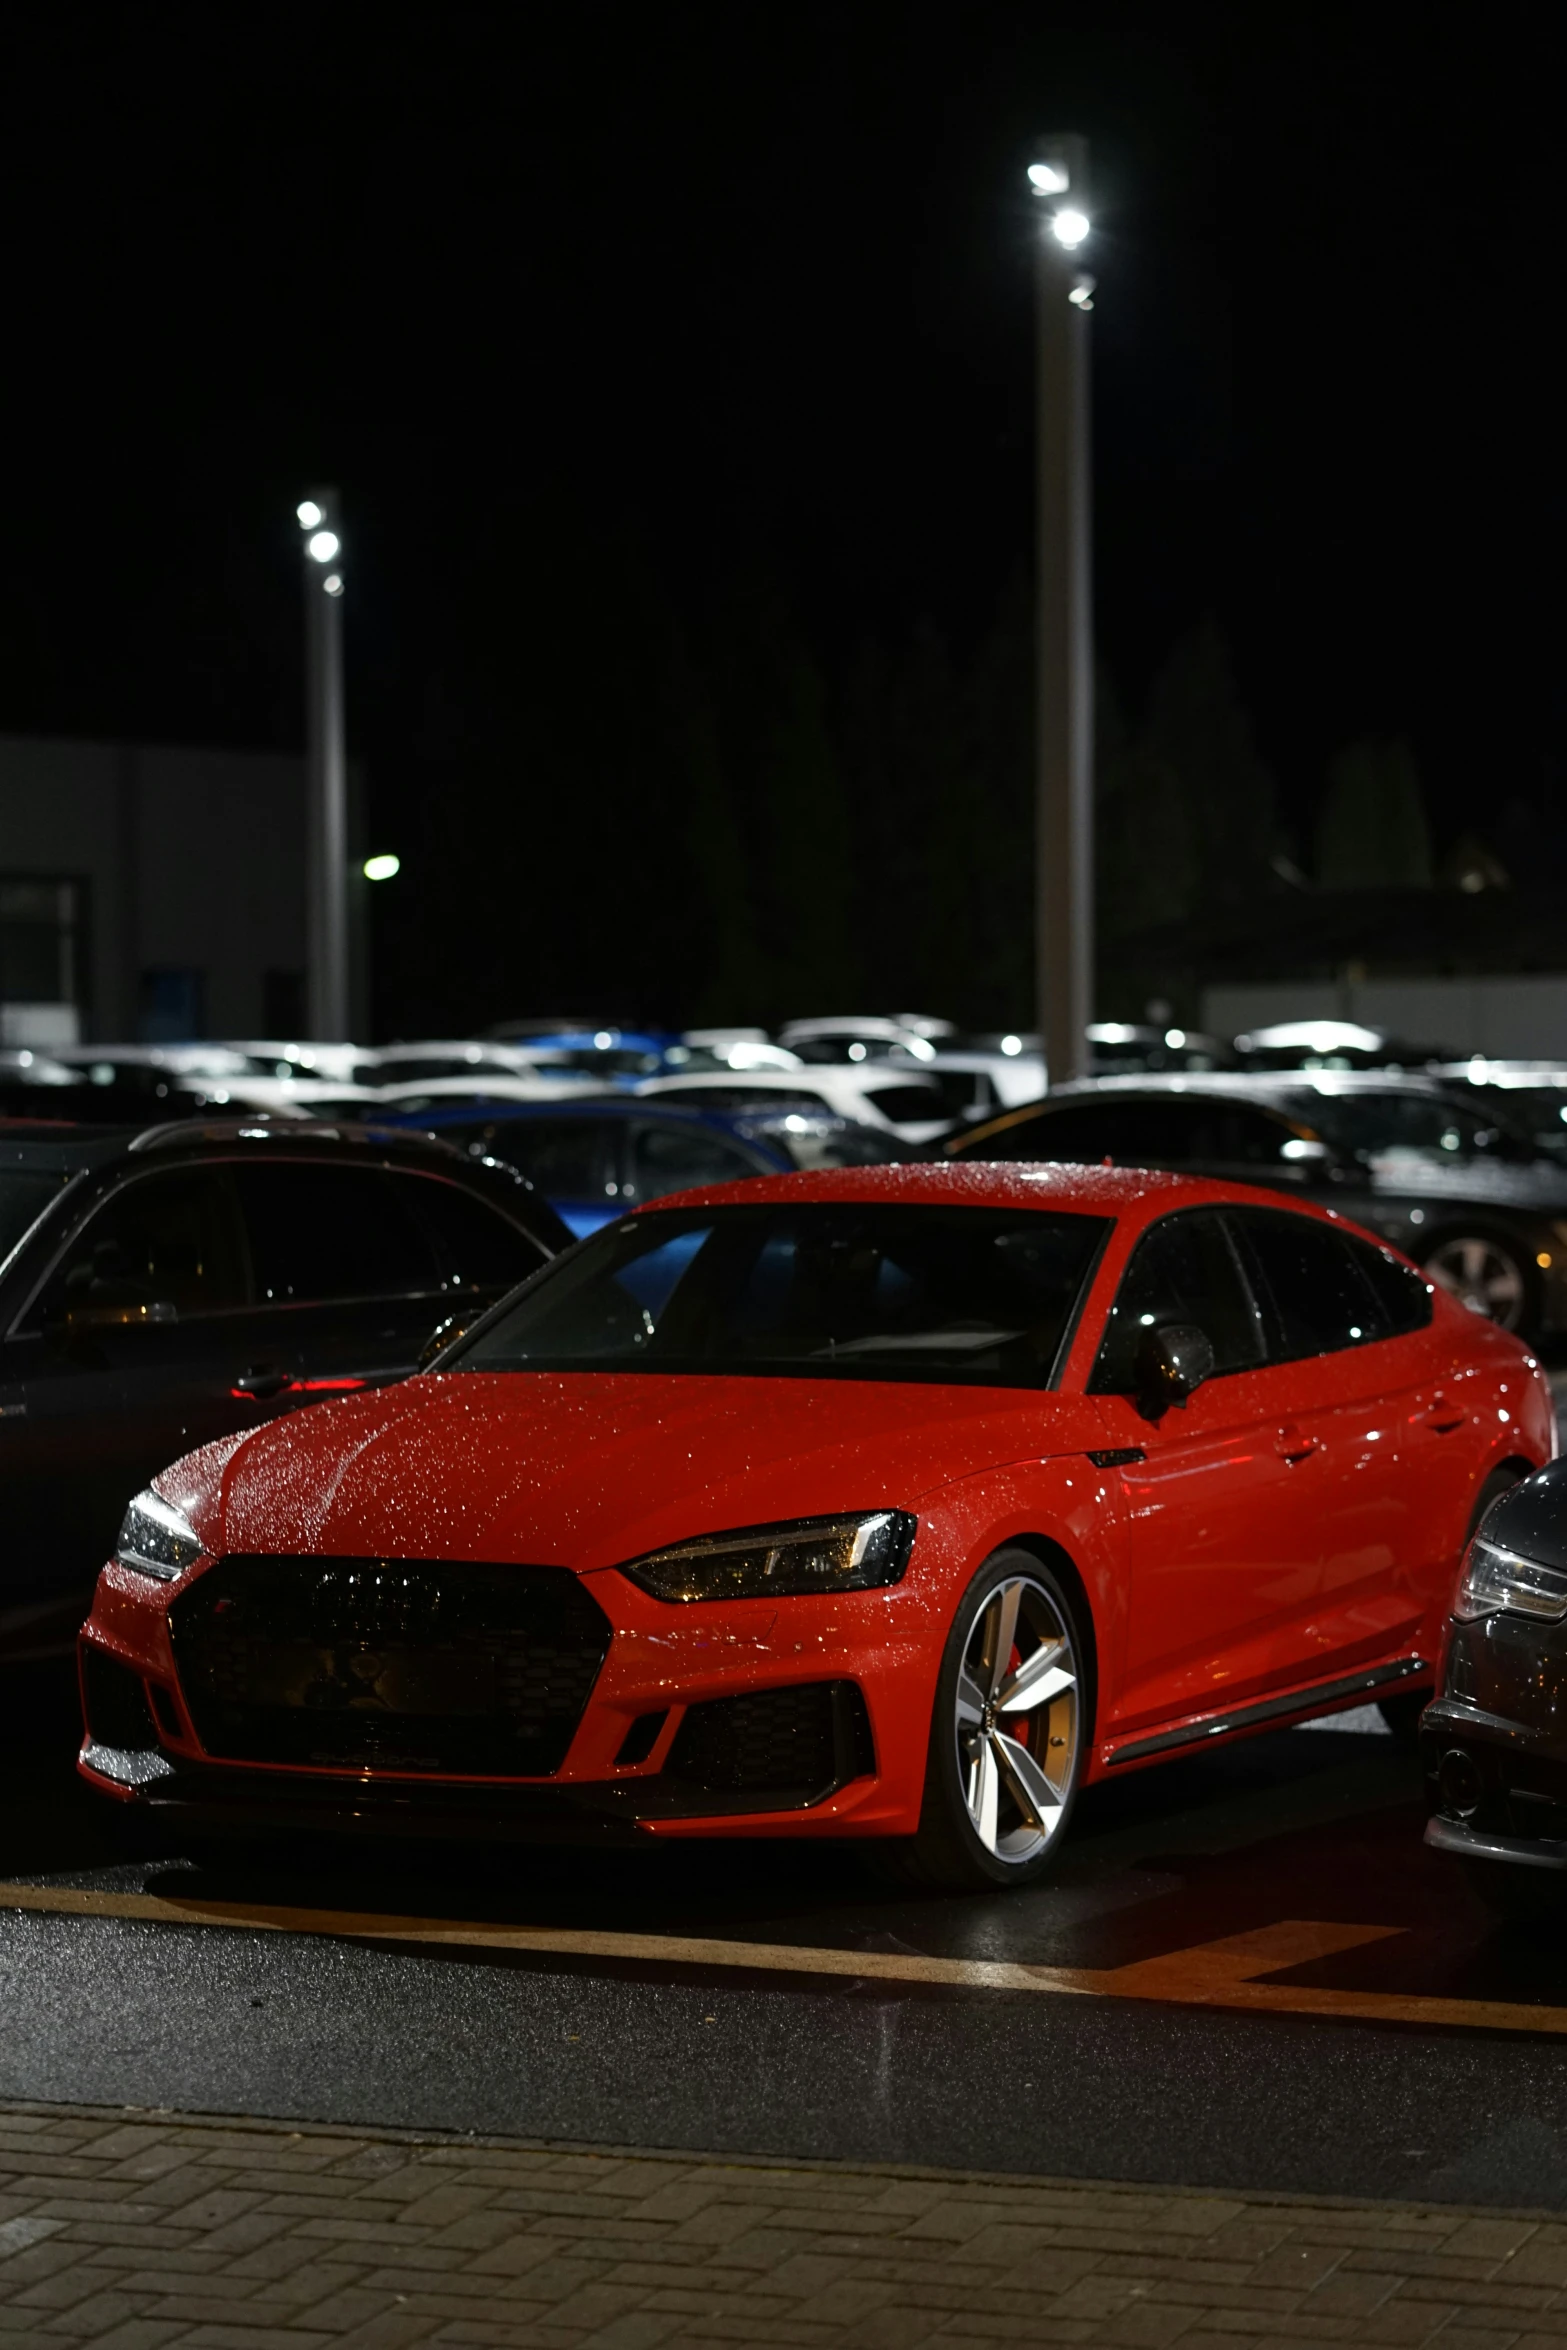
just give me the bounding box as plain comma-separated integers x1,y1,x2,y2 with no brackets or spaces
1422,1459,1567,1902
372,1096,898,1238
946,1073,1567,1337
0,1119,568,1659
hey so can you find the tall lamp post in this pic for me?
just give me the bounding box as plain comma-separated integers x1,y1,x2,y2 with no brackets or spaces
297,490,349,1040
1029,140,1095,1085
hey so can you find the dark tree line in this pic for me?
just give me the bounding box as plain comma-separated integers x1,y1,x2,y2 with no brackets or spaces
372,521,1442,1040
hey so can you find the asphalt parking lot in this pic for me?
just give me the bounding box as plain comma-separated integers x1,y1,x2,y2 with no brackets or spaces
9,1659,1567,2219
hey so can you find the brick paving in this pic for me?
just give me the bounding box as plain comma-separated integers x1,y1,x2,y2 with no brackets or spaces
4,2102,1567,2348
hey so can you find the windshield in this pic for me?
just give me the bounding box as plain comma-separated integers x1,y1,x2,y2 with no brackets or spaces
454,1202,1109,1388
0,1170,69,1263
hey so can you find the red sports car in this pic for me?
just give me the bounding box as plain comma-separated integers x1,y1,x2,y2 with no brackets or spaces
77,1163,1554,1888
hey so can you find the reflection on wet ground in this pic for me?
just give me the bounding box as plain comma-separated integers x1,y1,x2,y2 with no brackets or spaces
2,1658,1554,2008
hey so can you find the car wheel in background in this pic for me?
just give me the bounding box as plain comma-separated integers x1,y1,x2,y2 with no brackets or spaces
1419,1229,1537,1333
901,1548,1089,1892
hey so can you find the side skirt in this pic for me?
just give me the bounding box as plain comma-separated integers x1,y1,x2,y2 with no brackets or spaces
1105,1655,1429,1768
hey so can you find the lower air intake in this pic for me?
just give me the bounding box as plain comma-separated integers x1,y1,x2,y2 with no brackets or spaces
81,1646,160,1752
169,1557,611,1776
666,1680,874,1799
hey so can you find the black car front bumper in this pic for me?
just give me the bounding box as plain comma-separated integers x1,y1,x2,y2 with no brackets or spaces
1421,1610,1567,1868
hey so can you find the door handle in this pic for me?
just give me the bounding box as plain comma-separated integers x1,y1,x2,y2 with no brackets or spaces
1419,1397,1467,1433
232,1365,289,1400
1275,1423,1321,1463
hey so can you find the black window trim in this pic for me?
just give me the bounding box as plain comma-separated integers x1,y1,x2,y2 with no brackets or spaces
1223,1202,1423,1364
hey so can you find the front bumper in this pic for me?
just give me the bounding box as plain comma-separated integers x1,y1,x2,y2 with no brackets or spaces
1421,1608,1567,1866
77,1545,939,1845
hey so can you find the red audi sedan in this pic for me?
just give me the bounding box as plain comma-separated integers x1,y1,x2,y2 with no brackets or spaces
77,1164,1553,1889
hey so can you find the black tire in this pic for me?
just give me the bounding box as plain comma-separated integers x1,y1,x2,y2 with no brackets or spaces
1418,1227,1539,1335
1381,1464,1527,1739
899,1547,1092,1894
1376,1690,1428,1744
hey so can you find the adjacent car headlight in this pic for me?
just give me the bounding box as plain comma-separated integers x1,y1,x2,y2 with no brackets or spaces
623,1509,918,1603
115,1490,204,1581
1455,1535,1567,1623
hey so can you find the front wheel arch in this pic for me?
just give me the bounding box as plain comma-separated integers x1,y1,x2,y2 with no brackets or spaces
976,1532,1099,1751
896,1540,1095,1893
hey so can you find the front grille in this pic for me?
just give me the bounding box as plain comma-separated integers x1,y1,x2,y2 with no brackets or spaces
666,1680,874,1798
169,1556,611,1776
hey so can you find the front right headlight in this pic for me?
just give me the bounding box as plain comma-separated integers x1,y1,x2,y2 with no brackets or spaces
1455,1535,1567,1623
115,1489,204,1582
623,1509,917,1603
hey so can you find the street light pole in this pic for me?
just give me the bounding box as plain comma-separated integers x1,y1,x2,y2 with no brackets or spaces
298,489,349,1040
1030,138,1095,1087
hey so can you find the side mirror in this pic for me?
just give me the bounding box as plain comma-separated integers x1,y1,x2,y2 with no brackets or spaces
1137,1321,1215,1410
417,1310,474,1372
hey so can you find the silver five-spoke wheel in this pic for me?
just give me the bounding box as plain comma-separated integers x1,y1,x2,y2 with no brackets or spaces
953,1571,1079,1868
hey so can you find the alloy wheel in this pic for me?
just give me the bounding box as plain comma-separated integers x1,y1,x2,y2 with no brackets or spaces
1424,1235,1527,1328
953,1572,1079,1866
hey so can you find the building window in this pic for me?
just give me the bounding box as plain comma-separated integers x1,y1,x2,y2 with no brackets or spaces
0,876,85,1048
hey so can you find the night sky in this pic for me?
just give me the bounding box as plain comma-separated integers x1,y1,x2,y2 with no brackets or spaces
1,5,1558,1021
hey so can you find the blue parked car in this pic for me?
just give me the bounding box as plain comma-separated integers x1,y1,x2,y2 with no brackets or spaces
484,1025,683,1085
370,1096,899,1237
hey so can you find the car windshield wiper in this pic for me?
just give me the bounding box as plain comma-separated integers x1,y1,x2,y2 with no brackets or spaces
811,1328,1025,1357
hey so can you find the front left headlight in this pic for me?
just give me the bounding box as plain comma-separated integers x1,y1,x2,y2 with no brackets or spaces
1455,1535,1567,1623
623,1509,918,1603
115,1489,205,1581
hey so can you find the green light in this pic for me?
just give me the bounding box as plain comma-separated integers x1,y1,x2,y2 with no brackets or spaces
362,854,400,882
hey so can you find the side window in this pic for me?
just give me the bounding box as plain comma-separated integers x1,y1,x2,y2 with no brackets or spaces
1088,1210,1265,1393
391,1174,549,1293
1193,1104,1299,1166
233,1165,441,1305
1345,1231,1433,1337
628,1122,763,1203
481,1119,616,1200
862,1084,944,1123
34,1168,248,1324
1229,1208,1385,1359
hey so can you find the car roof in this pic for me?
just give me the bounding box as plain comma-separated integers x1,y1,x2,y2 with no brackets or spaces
0,1124,144,1173
1046,1070,1460,1104
375,1095,782,1139
0,1115,523,1174
646,1066,942,1092
624,1158,1283,1218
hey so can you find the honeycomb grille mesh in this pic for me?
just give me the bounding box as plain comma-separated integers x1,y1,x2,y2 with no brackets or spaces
170,1556,610,1776
667,1680,873,1797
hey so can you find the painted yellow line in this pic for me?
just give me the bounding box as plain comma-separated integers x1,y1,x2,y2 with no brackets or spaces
4,1887,1564,2037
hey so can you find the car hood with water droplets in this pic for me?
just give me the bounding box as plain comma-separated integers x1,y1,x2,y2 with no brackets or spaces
156,1369,1102,1572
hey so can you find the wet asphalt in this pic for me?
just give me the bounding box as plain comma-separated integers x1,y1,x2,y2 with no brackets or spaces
7,1662,1567,2207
